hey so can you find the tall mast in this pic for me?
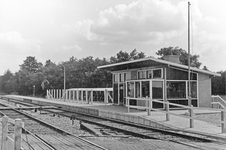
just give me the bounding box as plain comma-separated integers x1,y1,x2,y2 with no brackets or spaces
188,2,191,106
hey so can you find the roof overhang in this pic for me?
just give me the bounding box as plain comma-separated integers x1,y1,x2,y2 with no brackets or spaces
97,57,221,77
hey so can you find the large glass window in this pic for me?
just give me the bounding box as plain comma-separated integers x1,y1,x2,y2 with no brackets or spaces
119,73,124,82
124,72,131,81
141,81,149,97
146,70,152,79
153,69,162,78
127,82,135,97
167,81,186,98
167,68,197,80
135,82,140,98
152,81,163,99
146,69,162,79
188,82,197,98
114,74,119,82
138,70,146,79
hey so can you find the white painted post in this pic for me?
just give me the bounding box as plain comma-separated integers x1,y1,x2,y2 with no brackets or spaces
69,90,71,102
166,101,170,121
127,98,130,113
66,90,68,101
91,89,93,104
189,105,194,128
73,90,75,102
86,89,88,103
14,119,22,150
104,89,107,104
46,90,48,99
76,90,79,102
57,89,59,100
148,97,152,116
221,110,226,133
1,116,8,150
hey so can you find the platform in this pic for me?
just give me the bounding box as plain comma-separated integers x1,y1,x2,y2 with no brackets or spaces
2,95,226,140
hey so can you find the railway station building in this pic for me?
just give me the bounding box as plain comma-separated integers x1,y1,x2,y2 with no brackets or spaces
97,55,220,109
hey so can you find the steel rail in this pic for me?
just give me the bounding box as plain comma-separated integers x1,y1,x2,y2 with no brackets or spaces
0,102,107,150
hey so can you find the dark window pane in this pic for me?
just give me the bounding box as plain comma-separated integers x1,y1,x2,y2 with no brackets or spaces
152,81,163,99
167,68,197,80
135,82,140,98
167,81,186,98
153,69,162,78
127,82,134,97
141,81,149,97
188,82,197,98
146,70,152,78
138,71,146,79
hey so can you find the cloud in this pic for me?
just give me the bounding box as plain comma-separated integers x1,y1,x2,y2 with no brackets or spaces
0,31,43,74
0,31,42,54
61,45,83,52
71,0,190,44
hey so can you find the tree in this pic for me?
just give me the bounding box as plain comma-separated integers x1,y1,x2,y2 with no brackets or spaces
156,46,202,68
0,70,15,94
212,71,226,95
45,59,55,67
110,49,146,63
20,56,43,73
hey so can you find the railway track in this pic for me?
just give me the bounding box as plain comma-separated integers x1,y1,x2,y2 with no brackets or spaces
1,97,226,150
0,103,107,150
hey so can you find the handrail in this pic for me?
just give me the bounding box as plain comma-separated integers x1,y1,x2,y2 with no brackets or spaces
212,95,226,105
212,102,225,109
126,97,226,133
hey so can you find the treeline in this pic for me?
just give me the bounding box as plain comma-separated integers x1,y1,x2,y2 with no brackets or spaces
0,49,145,97
0,48,225,97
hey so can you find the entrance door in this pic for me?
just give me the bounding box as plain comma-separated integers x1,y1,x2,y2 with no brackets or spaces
152,80,164,109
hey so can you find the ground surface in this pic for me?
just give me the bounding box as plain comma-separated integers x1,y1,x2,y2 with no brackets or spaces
24,110,226,150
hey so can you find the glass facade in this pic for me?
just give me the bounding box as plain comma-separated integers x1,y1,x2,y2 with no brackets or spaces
167,81,186,99
152,81,163,99
141,81,150,97
114,67,198,108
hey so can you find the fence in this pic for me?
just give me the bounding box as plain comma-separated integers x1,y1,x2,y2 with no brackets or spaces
46,88,113,104
0,116,23,150
126,97,226,133
212,95,226,109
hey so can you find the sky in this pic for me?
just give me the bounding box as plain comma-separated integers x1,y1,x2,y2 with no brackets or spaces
0,0,225,75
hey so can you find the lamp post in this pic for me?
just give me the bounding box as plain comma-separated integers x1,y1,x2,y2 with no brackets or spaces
33,85,35,97
61,65,66,101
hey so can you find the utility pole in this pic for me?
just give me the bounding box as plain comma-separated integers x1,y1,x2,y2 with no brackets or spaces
62,65,66,102
188,1,191,106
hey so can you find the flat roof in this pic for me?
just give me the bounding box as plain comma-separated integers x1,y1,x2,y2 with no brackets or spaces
97,57,220,76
